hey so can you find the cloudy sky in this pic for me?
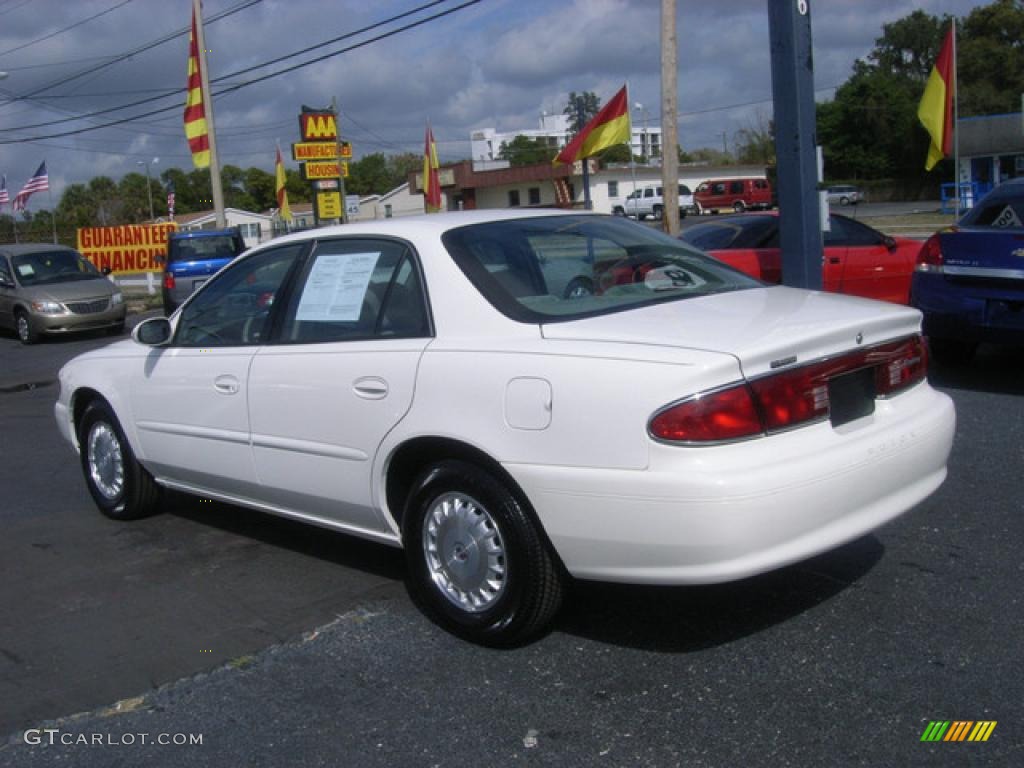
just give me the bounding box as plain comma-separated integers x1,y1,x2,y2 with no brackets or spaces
0,0,986,207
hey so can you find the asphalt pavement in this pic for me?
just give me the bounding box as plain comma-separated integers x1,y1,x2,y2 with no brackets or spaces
0,320,1022,767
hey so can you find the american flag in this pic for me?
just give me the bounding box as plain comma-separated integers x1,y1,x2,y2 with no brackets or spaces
13,162,48,211
0,175,8,208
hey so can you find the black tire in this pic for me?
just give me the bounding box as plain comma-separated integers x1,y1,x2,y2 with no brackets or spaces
839,196,850,206
652,205,664,221
563,277,594,299
108,321,126,337
679,207,687,220
403,460,564,646
733,200,746,213
77,400,161,520
928,337,977,367
15,310,38,345
612,206,625,216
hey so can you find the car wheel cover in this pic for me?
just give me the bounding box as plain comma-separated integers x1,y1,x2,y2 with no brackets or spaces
422,492,507,613
567,280,592,299
87,422,125,501
16,315,29,342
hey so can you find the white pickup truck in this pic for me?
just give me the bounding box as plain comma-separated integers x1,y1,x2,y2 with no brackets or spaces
615,183,696,220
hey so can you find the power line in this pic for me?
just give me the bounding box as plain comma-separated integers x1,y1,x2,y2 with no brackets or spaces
0,0,136,59
0,0,456,134
0,0,482,145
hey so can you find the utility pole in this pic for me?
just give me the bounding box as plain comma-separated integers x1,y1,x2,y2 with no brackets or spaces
660,0,680,235
767,0,821,289
192,0,226,228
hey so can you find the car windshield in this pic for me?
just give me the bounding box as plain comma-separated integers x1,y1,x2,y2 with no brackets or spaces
168,234,242,263
442,215,759,323
11,250,101,286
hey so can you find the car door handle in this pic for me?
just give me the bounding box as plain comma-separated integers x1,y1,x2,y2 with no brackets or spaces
353,376,388,400
214,375,240,395
829,257,841,264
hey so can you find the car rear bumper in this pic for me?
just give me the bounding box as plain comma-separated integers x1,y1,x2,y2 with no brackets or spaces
913,272,1024,343
507,382,955,585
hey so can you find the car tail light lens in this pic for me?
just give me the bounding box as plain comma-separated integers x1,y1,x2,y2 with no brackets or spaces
650,384,763,443
651,336,928,444
163,272,176,290
915,233,944,272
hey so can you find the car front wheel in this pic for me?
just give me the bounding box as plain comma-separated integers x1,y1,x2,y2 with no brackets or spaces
733,201,746,213
78,400,162,520
15,310,38,345
403,460,564,646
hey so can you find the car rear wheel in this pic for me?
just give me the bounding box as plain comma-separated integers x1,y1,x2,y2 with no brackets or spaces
733,201,746,213
403,460,564,646
78,400,162,520
15,310,38,345
563,277,594,299
652,205,663,221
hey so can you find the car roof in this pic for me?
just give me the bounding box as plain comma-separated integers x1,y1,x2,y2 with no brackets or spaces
258,208,600,249
0,243,80,257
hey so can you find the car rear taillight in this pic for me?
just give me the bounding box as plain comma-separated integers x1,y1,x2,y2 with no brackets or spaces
650,336,928,444
163,272,176,290
649,384,763,443
915,233,944,272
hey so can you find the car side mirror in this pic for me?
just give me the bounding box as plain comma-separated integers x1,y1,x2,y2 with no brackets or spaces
883,235,897,252
101,266,113,276
132,316,172,347
0,276,13,288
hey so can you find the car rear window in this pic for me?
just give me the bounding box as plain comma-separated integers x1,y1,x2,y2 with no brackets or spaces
168,234,243,263
442,215,759,324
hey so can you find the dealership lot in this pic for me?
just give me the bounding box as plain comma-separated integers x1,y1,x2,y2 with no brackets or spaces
0,323,1021,766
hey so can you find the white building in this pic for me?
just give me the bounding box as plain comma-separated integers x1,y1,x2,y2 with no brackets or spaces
167,208,275,248
470,113,663,167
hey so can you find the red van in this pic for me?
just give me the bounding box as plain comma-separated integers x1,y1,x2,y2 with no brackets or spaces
694,178,773,214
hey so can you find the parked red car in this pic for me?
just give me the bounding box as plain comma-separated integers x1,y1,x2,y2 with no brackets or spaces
679,212,920,304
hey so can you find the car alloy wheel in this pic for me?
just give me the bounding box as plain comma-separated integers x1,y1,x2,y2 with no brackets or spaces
422,491,507,613
15,311,36,344
403,460,564,646
77,400,162,520
86,422,125,502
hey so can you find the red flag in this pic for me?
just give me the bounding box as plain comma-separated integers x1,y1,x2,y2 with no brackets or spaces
423,124,442,213
184,6,210,168
917,24,955,170
554,85,631,165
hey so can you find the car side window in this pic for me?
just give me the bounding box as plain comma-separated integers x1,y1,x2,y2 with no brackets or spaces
826,215,882,247
281,239,429,344
968,199,1024,228
175,245,302,348
730,181,744,194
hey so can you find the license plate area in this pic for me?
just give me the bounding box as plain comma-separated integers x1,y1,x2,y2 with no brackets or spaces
829,368,876,427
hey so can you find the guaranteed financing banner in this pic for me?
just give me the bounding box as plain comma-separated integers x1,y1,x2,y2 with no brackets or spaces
77,223,178,274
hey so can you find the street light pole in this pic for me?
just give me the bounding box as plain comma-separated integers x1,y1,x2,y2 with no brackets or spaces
137,159,157,221
634,102,648,164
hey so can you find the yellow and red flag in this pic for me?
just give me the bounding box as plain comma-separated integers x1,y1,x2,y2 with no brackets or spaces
553,85,631,166
423,123,442,213
184,6,210,169
918,24,955,171
275,145,292,222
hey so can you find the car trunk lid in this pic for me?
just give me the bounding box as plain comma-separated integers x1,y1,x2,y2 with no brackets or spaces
541,286,921,379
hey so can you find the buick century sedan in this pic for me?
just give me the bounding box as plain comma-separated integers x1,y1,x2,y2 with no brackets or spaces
55,210,955,645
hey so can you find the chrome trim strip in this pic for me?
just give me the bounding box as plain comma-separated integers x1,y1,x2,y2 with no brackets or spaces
251,433,369,462
136,420,250,445
944,266,1024,280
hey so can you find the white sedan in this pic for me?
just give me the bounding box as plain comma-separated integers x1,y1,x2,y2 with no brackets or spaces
55,210,955,645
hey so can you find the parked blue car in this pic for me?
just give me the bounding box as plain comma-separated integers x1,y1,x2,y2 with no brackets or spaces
161,228,246,314
912,179,1024,364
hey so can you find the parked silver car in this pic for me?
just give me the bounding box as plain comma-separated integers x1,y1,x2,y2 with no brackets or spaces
0,243,126,344
826,185,864,206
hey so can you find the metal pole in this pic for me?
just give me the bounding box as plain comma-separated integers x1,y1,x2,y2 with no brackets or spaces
660,0,680,235
48,185,57,244
192,0,226,228
332,97,348,224
952,19,960,221
139,161,155,221
578,101,592,210
767,0,821,290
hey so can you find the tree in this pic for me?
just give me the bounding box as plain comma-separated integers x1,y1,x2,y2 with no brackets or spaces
346,153,392,196
598,144,634,164
959,0,1024,116
733,115,776,166
564,91,601,133
498,135,556,166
